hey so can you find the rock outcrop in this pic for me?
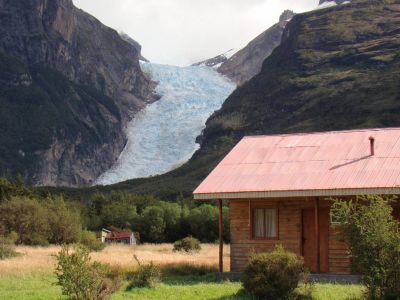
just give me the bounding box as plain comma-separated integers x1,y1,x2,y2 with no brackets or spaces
217,10,295,85
119,32,149,62
0,0,154,186
192,49,235,69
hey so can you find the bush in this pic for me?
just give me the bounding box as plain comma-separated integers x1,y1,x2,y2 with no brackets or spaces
126,255,161,289
331,195,400,299
173,236,201,253
55,245,122,300
0,196,82,246
79,230,105,252
0,235,18,260
242,245,306,299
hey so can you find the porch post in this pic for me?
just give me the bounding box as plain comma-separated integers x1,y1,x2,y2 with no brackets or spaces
218,199,224,273
314,197,320,273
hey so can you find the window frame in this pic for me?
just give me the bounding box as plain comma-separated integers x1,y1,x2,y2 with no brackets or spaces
250,205,279,240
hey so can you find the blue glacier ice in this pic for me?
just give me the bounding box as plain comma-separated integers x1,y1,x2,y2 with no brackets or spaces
95,62,236,185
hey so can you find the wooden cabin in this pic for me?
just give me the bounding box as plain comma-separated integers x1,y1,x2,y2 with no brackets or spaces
193,128,400,274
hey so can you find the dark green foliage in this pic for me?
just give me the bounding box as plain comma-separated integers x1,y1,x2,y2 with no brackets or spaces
127,255,161,289
55,245,122,300
331,195,400,299
79,230,106,252
173,236,201,253
187,205,230,243
0,177,32,201
0,196,82,245
0,197,51,246
242,245,306,299
0,234,18,260
44,197,82,244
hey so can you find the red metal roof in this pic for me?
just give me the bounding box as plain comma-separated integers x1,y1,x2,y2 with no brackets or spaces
106,231,132,240
193,128,400,199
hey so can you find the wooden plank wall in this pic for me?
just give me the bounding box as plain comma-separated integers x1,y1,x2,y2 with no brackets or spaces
229,198,351,274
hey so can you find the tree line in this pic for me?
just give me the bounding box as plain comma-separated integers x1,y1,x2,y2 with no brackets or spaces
0,178,229,245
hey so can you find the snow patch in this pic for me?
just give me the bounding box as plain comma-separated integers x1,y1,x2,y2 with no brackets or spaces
315,1,338,10
95,62,236,185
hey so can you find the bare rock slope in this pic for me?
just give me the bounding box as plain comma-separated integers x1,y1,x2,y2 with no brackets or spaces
0,0,154,186
217,10,295,85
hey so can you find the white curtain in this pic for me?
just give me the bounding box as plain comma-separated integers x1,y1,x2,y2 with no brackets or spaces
254,209,264,237
265,209,277,237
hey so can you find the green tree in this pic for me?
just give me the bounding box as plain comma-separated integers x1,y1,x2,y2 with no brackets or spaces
44,196,82,244
332,195,400,299
100,201,138,229
140,206,166,242
0,197,50,245
0,177,32,201
187,204,219,242
159,202,182,242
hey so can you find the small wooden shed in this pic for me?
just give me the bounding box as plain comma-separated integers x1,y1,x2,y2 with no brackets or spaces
105,229,137,245
193,128,400,274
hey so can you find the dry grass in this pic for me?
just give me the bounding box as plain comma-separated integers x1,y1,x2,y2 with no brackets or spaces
0,244,230,277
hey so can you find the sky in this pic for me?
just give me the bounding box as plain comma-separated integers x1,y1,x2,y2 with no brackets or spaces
73,0,317,66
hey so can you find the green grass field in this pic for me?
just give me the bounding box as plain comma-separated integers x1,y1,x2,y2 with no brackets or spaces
0,272,364,300
0,245,365,299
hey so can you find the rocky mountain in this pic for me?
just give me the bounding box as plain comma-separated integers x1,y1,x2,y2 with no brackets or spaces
92,0,400,199
217,10,295,85
191,49,235,68
119,32,149,62
0,0,154,186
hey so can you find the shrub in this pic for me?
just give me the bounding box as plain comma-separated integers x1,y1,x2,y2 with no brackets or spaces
0,235,18,260
79,230,105,252
242,245,306,299
173,236,201,253
126,255,161,289
0,197,51,245
55,245,121,300
331,195,400,299
44,197,82,244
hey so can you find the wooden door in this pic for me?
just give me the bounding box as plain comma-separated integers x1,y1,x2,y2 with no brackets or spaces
393,206,400,221
302,207,329,273
302,208,317,272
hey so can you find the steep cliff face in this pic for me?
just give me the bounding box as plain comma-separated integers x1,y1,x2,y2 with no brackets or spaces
217,10,295,85
119,32,149,62
0,0,154,186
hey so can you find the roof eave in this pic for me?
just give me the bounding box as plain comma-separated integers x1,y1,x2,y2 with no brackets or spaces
193,187,400,200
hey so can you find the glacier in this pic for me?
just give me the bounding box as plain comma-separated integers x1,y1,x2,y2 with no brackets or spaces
95,62,236,185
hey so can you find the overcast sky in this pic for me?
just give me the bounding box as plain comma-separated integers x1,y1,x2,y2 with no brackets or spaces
73,0,317,66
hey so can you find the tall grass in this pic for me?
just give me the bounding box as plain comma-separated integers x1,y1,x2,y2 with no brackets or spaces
0,244,230,277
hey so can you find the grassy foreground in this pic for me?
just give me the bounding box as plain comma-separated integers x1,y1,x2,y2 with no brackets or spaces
0,273,364,300
0,244,364,299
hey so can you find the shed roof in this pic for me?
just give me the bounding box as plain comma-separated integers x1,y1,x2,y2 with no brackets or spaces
193,128,400,199
106,231,133,240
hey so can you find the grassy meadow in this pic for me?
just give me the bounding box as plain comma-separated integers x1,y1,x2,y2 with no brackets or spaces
0,244,364,299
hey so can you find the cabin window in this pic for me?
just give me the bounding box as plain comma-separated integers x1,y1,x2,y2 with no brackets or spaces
252,208,278,239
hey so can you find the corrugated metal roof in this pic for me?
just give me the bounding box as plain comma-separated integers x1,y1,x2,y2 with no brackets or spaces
193,128,400,199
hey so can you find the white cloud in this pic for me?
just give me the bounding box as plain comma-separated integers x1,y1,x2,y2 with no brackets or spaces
73,0,317,66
